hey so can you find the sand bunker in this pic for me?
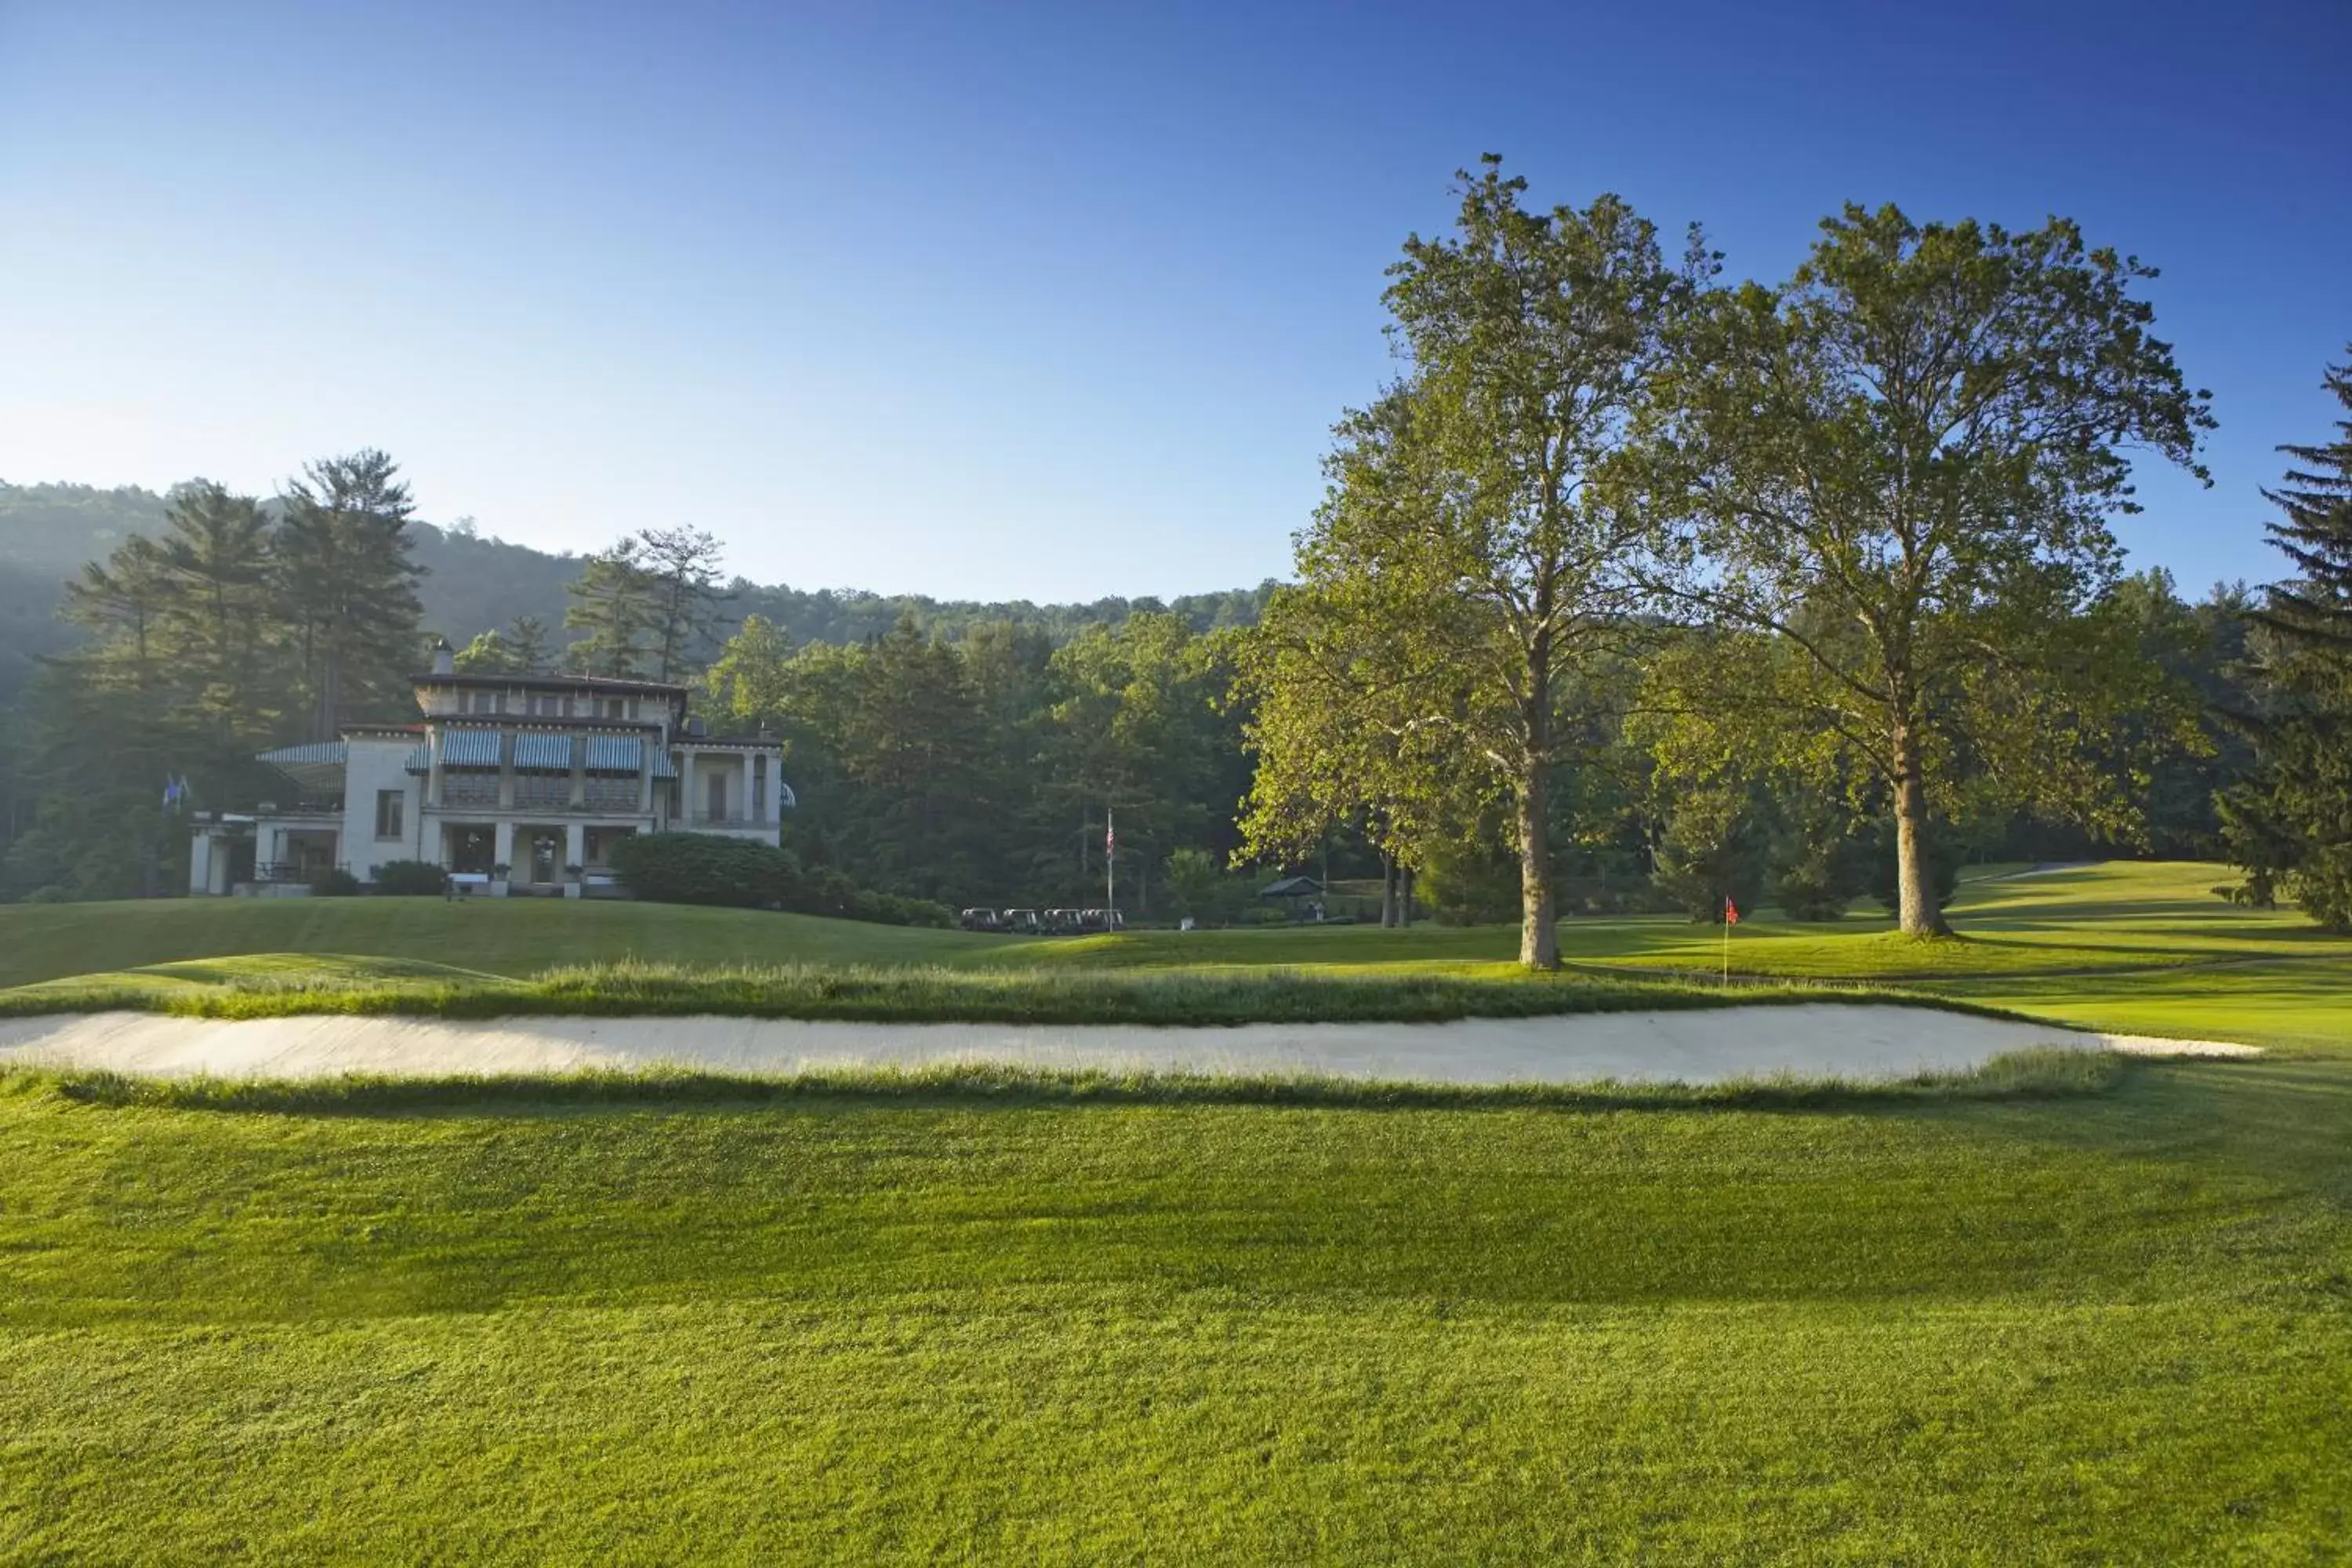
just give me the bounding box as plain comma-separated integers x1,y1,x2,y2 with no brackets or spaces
0,1006,2259,1087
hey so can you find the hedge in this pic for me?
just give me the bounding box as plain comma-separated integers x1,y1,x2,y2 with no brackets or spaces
607,833,953,927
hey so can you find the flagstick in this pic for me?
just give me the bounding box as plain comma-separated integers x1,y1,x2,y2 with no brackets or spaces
1722,902,1730,987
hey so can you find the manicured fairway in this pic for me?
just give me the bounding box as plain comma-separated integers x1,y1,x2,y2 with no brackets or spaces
0,894,993,988
2,860,2348,1559
6,862,2345,1054
3,862,2341,992
0,1062,2343,1561
3,1057,2348,1562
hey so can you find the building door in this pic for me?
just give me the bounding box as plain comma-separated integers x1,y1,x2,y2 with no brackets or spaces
530,831,560,885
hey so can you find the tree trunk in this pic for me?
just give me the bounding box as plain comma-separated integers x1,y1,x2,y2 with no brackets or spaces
1517,766,1559,968
1891,713,1949,937
1380,851,1399,927
1401,865,1415,927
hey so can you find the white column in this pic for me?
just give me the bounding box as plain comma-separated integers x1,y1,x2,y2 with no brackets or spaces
681,750,698,826
190,833,212,897
492,819,515,895
741,754,753,826
565,822,586,898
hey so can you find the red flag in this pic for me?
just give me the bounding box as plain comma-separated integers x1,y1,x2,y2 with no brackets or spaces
1725,896,1740,925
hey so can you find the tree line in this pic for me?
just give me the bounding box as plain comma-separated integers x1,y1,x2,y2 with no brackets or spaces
2,158,2345,949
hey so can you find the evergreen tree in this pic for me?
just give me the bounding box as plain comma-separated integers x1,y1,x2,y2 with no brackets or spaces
156,481,278,763
636,526,731,681
60,533,172,684
564,539,658,677
505,614,554,673
275,449,425,737
2223,348,2352,928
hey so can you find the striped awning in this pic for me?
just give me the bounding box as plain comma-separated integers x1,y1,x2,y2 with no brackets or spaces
514,733,574,771
256,742,347,768
439,728,503,768
404,745,430,774
652,752,679,780
584,735,643,772
256,741,348,793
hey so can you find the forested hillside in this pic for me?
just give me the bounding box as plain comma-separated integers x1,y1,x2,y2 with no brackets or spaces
0,480,1275,703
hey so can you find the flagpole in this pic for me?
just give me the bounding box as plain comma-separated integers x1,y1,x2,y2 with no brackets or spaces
1722,898,1730,986
1105,806,1115,919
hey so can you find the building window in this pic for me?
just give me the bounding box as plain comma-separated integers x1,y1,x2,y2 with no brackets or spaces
442,771,499,808
585,775,637,813
375,789,404,840
706,769,727,822
604,697,627,719
753,756,767,815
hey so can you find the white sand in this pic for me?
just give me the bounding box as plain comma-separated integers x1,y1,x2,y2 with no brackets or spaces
0,1006,2259,1087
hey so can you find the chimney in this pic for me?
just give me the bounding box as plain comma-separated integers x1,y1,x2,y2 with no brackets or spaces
430,637,455,677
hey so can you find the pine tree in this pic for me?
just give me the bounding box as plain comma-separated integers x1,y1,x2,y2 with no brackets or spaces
2252,353,2352,655
564,539,658,677
275,449,426,738
635,526,731,681
506,615,553,674
156,481,278,760
2223,347,2352,929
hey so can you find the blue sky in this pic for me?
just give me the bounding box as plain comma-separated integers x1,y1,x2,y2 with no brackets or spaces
2,0,2345,601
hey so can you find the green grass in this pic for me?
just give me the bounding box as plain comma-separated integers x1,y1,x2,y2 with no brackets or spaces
0,895,994,989
0,954,2024,1029
2,862,2337,995
1,1056,2345,1560
4,861,2350,1557
6,861,2347,1054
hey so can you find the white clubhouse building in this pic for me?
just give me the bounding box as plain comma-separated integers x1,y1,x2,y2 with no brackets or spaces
189,641,790,897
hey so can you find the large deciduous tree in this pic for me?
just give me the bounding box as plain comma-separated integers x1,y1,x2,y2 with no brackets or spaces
1254,158,1704,967
1661,206,2213,935
2222,348,2352,929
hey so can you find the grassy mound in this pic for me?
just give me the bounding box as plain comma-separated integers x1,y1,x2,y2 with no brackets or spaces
0,953,2022,1026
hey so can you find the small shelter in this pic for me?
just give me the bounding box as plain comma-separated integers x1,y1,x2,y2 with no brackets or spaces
1258,874,1327,920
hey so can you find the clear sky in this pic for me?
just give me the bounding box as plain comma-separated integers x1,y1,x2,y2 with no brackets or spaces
2,0,2345,601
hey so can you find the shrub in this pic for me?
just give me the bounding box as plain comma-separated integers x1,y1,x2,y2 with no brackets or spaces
1653,784,1771,923
610,833,797,909
1418,843,1521,926
309,868,362,898
609,832,956,927
1771,833,1872,921
371,859,449,898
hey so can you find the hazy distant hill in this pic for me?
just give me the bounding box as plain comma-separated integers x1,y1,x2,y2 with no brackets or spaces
0,480,1273,701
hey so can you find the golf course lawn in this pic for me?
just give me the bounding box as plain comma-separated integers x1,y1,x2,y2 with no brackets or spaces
2,859,2347,1559
2,1056,2346,1560
4,860,2344,1050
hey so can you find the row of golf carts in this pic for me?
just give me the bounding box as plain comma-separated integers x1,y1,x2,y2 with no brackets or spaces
958,907,1126,935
